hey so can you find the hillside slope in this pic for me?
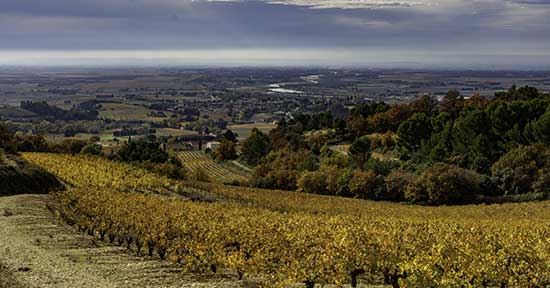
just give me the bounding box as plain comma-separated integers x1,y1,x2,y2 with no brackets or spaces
0,151,63,196
0,194,249,288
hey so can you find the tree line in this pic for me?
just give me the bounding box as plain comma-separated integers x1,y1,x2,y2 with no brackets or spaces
237,86,550,205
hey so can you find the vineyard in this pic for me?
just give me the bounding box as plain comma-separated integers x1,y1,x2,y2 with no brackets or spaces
177,151,249,184
23,153,550,287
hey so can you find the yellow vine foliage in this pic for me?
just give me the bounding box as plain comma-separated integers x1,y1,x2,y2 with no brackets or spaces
23,153,550,287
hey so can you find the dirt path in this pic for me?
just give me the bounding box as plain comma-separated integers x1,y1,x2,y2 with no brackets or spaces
0,195,248,288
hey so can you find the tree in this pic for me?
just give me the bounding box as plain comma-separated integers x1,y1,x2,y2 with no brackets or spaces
191,167,210,182
495,85,541,101
405,163,483,205
252,148,308,191
0,124,16,153
384,170,415,202
348,135,372,169
81,143,103,156
440,90,464,118
240,128,270,165
116,141,168,163
214,140,237,161
531,108,550,144
366,104,412,133
223,130,237,142
464,93,490,110
411,95,438,116
15,134,48,152
297,170,329,195
348,170,384,200
297,152,319,171
453,109,497,163
396,113,433,155
58,139,88,154
491,144,550,195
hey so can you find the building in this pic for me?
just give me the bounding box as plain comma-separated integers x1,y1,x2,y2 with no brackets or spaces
206,141,220,150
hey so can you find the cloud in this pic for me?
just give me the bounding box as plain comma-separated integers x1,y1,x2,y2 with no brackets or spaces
262,0,434,9
0,0,548,67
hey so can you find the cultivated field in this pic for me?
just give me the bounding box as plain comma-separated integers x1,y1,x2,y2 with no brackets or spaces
22,153,550,288
98,103,165,122
229,123,276,140
177,151,249,184
0,194,244,288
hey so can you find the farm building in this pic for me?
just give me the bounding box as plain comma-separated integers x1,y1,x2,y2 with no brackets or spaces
206,141,220,150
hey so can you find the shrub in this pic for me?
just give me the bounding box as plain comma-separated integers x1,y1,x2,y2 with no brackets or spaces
470,156,491,174
349,135,372,168
405,163,483,205
191,167,210,182
404,182,427,204
297,170,328,195
116,141,168,163
348,170,385,200
380,132,396,152
532,168,550,196
491,144,550,195
384,169,415,202
240,128,270,165
49,139,87,154
143,162,187,180
252,149,309,191
81,143,103,156
214,140,237,161
320,165,342,195
364,157,397,176
14,134,49,152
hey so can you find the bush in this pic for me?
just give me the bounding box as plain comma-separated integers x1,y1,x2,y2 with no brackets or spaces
405,163,483,205
191,168,210,182
364,157,397,176
384,169,415,202
491,144,550,195
14,134,49,152
116,141,168,163
470,156,491,174
297,170,328,195
348,170,385,200
252,149,309,191
240,128,270,165
139,161,187,180
49,139,87,154
532,168,550,195
320,165,343,195
214,140,237,161
81,143,103,156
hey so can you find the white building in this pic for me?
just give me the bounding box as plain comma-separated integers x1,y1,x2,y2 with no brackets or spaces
206,141,220,150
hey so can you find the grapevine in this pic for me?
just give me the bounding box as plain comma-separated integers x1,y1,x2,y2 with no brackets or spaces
23,153,550,287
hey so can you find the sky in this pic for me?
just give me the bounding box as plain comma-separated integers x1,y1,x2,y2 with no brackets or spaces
0,0,549,68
